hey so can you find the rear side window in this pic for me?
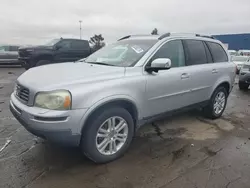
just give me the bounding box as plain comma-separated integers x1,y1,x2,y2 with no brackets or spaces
183,40,207,65
206,42,228,62
71,40,89,49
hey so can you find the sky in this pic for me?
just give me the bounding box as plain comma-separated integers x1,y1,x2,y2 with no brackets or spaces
0,0,250,45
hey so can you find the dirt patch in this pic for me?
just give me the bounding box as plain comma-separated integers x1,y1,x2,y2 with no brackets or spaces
200,146,223,157
172,145,188,161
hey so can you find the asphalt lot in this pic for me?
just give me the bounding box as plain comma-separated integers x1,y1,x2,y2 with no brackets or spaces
0,67,250,188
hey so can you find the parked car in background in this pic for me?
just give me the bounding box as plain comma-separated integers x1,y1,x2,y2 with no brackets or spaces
10,33,235,163
232,56,249,74
228,50,237,56
238,50,250,56
0,45,20,65
18,38,91,70
239,60,250,90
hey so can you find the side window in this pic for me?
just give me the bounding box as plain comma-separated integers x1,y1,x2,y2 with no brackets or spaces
71,40,89,49
183,40,207,65
9,46,19,52
203,42,213,63
151,40,185,67
206,42,228,62
57,40,71,49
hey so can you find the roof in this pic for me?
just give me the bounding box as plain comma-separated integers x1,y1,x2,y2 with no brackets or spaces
118,33,216,42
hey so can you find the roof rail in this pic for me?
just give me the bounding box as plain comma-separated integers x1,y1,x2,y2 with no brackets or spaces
195,34,215,39
118,35,131,41
158,32,171,40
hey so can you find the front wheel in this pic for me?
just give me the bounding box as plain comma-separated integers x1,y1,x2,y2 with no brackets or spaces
203,87,228,119
81,107,134,163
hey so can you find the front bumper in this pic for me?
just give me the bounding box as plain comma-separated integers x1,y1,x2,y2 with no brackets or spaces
239,72,250,84
9,93,87,146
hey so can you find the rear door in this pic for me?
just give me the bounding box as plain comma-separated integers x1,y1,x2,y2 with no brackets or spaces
182,39,214,104
205,41,231,93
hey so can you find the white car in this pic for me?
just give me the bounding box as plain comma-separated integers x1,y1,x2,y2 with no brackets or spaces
228,50,237,56
232,56,249,74
238,50,250,56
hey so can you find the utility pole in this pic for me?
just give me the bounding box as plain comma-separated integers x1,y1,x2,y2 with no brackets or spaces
79,20,82,39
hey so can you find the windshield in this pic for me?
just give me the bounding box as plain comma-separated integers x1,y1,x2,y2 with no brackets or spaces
44,39,60,46
83,39,157,67
232,56,249,62
0,46,7,51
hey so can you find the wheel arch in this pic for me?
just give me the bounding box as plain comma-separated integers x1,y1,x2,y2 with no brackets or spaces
80,98,139,135
212,81,231,97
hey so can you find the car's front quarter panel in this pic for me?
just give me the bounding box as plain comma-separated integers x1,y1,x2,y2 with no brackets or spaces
69,67,147,121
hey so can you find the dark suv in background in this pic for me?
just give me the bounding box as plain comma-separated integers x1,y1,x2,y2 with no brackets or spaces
18,38,91,69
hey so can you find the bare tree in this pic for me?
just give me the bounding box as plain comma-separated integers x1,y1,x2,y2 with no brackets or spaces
89,34,105,52
151,28,158,35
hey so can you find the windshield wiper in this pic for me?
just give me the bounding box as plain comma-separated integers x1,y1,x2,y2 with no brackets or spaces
86,62,115,66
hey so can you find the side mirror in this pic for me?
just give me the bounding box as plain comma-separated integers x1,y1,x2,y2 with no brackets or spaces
145,58,171,73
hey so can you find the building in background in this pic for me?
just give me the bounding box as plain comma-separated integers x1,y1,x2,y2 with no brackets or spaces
213,33,250,50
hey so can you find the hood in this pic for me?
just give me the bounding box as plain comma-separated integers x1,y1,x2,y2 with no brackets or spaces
19,45,53,50
17,62,125,90
233,61,245,65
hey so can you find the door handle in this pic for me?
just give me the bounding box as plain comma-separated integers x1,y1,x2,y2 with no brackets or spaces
212,69,218,73
181,73,190,79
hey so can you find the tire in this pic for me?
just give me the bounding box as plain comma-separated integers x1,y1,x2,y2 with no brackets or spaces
35,60,51,67
21,61,31,70
239,81,249,91
203,86,228,119
81,107,134,164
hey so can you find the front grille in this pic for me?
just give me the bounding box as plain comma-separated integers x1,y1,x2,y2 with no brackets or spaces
18,50,31,58
16,84,30,102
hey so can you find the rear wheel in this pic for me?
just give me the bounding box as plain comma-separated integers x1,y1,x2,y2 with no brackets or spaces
203,86,228,119
239,81,249,91
81,107,134,163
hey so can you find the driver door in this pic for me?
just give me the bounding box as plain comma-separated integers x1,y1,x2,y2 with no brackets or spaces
145,40,193,117
54,40,73,62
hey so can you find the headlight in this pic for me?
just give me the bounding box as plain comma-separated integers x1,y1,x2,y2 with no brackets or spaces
34,90,71,110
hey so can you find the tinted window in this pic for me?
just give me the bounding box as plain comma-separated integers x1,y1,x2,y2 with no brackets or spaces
184,40,207,65
57,40,71,49
206,42,228,62
151,40,185,67
204,42,213,63
71,40,89,49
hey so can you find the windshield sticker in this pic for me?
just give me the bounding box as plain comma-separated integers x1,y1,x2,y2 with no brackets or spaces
131,45,144,53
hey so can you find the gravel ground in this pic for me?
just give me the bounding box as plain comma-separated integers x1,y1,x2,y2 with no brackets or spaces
0,67,250,188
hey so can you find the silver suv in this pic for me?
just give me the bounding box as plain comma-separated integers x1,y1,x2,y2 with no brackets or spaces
10,33,236,163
